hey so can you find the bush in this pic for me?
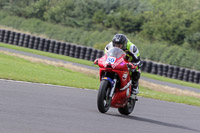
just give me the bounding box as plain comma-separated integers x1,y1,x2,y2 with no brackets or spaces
0,8,200,71
185,32,200,50
0,11,114,47
179,49,200,69
193,58,200,70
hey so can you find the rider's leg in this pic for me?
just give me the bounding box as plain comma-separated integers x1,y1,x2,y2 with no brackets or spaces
131,70,140,95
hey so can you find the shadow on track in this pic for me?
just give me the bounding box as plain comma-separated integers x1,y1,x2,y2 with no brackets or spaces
105,113,200,133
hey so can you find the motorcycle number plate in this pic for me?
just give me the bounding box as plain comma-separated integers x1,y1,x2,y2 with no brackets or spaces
106,57,116,64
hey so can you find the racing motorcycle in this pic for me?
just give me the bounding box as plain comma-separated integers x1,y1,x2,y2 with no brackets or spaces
94,47,138,115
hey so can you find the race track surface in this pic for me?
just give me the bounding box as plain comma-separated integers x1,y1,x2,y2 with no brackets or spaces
0,79,200,133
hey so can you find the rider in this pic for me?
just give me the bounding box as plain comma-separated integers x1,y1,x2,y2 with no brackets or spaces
104,34,142,96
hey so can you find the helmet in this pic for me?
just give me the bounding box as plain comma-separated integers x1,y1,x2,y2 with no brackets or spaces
112,34,127,49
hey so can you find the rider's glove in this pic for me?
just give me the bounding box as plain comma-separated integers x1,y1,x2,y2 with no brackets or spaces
127,62,137,69
123,55,129,61
133,61,143,69
94,58,99,65
124,50,131,61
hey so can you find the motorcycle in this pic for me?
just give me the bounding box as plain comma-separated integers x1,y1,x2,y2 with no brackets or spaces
94,47,138,115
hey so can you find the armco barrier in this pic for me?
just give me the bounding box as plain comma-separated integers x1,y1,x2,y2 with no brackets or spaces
0,29,200,84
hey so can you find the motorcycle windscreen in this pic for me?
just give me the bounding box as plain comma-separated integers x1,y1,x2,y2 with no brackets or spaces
106,47,126,58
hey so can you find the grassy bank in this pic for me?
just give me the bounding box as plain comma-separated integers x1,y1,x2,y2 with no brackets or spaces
1,43,200,90
0,52,99,89
1,10,200,71
0,48,200,107
142,73,200,89
0,43,94,67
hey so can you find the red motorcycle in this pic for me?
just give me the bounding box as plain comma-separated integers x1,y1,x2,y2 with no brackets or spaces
94,47,137,115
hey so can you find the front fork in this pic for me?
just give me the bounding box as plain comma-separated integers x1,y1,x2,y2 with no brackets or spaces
109,78,117,97
102,73,118,98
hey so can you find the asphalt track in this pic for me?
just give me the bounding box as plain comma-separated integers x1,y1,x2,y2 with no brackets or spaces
0,79,200,133
0,46,200,93
1,46,200,133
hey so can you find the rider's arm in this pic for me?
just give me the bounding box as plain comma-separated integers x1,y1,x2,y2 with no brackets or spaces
129,45,140,63
126,42,142,68
104,42,113,54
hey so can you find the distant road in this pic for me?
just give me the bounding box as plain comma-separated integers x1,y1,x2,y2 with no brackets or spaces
0,79,200,133
0,46,200,93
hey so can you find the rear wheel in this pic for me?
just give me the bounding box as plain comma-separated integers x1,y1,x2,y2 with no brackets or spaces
97,80,112,113
118,98,136,115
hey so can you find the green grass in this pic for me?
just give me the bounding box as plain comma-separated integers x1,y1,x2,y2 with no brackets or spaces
0,43,95,67
142,72,200,89
139,87,200,107
0,51,200,107
0,52,99,89
1,43,199,90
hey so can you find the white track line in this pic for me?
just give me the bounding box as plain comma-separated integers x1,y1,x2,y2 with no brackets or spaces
0,78,97,91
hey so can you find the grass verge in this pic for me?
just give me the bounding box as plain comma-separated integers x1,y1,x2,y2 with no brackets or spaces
140,87,200,107
1,43,199,90
0,52,99,89
142,73,200,89
0,50,200,107
0,43,94,67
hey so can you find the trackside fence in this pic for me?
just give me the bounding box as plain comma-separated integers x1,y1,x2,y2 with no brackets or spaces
0,29,200,84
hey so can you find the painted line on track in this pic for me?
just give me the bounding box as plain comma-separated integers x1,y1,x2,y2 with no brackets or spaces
0,78,97,92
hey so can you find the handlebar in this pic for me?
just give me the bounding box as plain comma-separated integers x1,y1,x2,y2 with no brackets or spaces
126,63,137,72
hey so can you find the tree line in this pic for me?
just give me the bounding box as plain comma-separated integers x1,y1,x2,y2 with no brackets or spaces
0,0,200,70
0,0,200,49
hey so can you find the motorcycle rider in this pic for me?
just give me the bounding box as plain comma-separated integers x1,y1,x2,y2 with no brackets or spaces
104,34,142,96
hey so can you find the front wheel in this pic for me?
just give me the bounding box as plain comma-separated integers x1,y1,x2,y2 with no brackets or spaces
97,80,112,113
118,98,136,115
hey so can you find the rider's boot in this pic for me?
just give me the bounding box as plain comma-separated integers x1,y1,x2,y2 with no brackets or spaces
132,86,139,95
130,68,140,99
130,81,139,99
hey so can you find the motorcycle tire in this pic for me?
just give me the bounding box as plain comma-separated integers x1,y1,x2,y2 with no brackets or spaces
118,98,136,115
97,80,112,113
